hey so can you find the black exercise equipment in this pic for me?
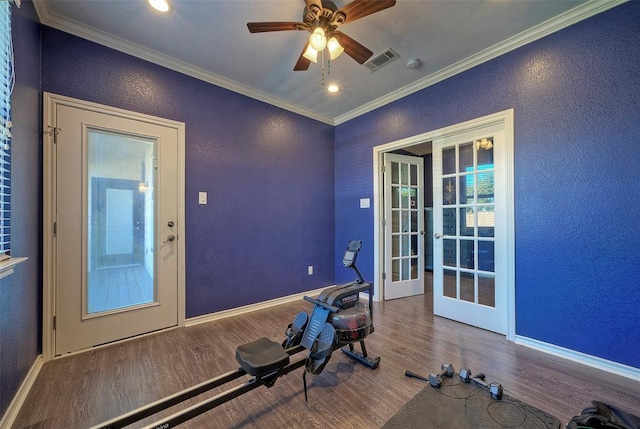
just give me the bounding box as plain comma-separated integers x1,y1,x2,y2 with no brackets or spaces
93,240,379,429
404,369,430,383
459,368,504,400
428,363,455,387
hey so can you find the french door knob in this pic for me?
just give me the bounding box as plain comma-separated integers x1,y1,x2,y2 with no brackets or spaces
163,234,176,243
434,233,443,239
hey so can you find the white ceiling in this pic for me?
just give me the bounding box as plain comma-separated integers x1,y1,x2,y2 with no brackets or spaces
33,0,622,125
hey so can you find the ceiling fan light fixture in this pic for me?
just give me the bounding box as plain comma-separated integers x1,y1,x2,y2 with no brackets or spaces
309,27,327,51
327,37,344,60
303,45,319,63
148,0,172,13
327,84,340,93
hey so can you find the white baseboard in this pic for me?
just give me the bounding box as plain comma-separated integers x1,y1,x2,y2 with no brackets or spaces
185,286,330,327
0,355,43,429
515,335,640,381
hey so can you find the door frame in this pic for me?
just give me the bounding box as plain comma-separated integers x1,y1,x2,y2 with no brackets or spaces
43,92,187,361
373,109,515,340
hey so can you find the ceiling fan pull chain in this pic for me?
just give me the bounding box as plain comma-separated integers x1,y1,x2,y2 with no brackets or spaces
321,49,325,86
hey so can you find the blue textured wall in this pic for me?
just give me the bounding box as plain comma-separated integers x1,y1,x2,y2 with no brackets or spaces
41,28,335,317
0,0,42,417
335,2,640,367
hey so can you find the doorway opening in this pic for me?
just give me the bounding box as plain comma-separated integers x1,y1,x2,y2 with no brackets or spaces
372,110,515,340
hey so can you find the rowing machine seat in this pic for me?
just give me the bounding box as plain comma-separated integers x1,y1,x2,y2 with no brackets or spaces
235,337,290,378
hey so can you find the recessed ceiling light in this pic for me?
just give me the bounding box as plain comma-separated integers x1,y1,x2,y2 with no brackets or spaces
327,84,340,93
149,0,172,13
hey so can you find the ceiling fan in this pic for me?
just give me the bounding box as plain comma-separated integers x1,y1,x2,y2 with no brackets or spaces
247,0,397,71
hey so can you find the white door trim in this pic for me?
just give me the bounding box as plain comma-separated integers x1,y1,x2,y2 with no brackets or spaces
373,109,515,340
42,92,187,361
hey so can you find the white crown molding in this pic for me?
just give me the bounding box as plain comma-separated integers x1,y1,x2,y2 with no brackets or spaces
31,1,335,125
33,0,625,126
334,0,628,125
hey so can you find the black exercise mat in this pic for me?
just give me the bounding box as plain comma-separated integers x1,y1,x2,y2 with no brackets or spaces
383,374,562,429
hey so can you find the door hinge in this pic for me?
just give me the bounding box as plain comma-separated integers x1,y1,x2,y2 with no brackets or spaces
53,222,57,237
382,272,386,280
382,219,386,227
382,164,386,173
53,315,56,330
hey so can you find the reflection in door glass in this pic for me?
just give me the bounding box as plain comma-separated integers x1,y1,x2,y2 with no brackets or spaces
86,129,156,315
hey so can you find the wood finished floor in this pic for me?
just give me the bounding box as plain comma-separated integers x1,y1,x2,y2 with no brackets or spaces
13,287,640,428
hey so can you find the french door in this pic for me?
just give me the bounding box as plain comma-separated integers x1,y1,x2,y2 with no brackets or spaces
432,123,508,334
44,93,185,356
383,153,424,300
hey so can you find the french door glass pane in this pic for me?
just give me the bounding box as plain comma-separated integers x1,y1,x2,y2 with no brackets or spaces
86,129,155,315
460,272,475,303
443,269,457,298
478,274,496,307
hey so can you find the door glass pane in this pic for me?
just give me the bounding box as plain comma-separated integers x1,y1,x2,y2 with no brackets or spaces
459,143,473,172
392,235,399,257
478,274,495,307
443,177,456,205
392,211,400,233
392,186,400,208
392,259,400,282
478,240,494,272
478,205,495,237
402,235,410,256
477,171,494,204
442,147,455,175
460,239,475,269
401,163,409,185
411,256,419,280
477,140,494,168
460,272,475,303
443,239,456,267
460,207,474,237
391,161,399,184
402,258,410,280
410,164,417,186
402,211,410,232
411,211,418,232
443,269,456,298
401,188,409,208
87,129,155,315
409,187,417,209
443,208,456,236
460,174,474,205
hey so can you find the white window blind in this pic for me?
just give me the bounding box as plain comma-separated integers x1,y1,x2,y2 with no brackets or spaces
0,0,13,261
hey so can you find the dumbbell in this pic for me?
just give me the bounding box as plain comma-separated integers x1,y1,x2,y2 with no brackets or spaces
428,363,455,387
459,368,504,400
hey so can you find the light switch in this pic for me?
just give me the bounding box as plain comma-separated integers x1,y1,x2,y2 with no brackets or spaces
360,198,370,209
198,192,207,205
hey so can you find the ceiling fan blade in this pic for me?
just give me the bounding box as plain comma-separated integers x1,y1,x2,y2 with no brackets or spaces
335,0,396,25
247,22,303,33
334,31,373,64
294,42,312,71
304,0,323,19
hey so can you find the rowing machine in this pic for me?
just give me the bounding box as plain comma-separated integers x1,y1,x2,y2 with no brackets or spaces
93,240,379,429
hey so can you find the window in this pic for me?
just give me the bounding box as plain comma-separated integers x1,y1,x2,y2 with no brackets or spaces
0,0,13,261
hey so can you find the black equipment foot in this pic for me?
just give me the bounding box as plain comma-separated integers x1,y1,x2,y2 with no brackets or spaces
341,346,380,369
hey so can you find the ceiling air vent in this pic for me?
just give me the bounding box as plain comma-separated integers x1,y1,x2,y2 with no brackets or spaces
363,48,399,72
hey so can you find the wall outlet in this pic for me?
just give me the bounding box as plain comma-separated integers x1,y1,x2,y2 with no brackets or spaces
308,266,313,275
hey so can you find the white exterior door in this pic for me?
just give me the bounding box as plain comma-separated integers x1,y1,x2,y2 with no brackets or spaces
49,95,183,356
383,153,424,300
432,123,508,334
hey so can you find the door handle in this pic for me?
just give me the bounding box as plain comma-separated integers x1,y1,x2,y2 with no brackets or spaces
163,234,176,243
434,233,443,239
